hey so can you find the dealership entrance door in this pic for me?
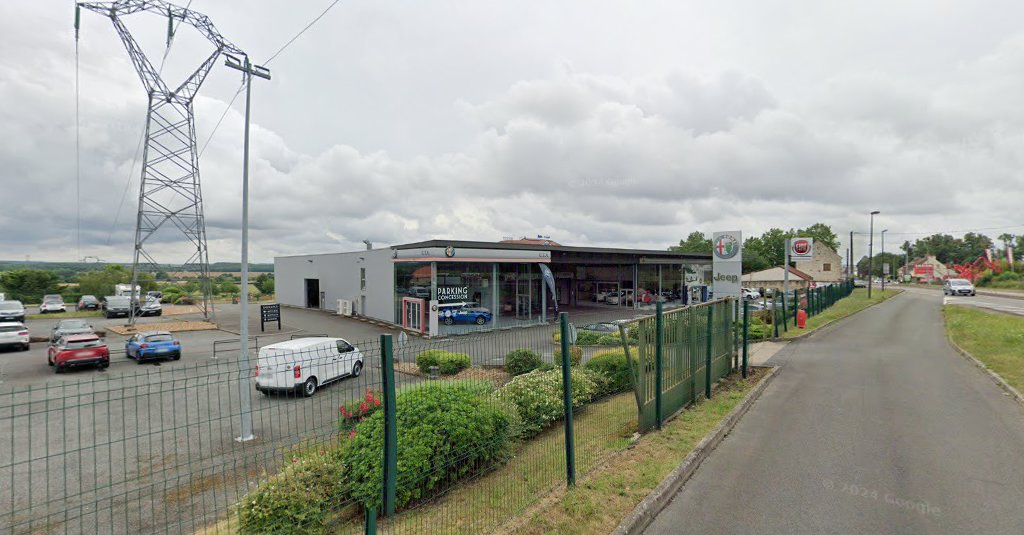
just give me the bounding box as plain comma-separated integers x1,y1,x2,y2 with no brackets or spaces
304,279,320,308
401,297,426,334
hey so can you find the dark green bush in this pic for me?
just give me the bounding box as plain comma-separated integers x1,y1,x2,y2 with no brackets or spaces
553,345,583,367
495,368,606,437
237,449,346,535
584,349,635,395
342,381,519,511
504,348,542,376
415,349,470,375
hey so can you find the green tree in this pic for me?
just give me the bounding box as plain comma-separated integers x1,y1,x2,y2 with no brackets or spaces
746,228,789,267
255,273,275,295
0,269,61,302
76,264,130,297
794,223,840,251
669,231,713,254
218,281,240,295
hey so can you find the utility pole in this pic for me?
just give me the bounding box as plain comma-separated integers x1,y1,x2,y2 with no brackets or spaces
783,238,790,306
225,54,271,443
868,211,880,298
881,229,888,292
849,230,854,279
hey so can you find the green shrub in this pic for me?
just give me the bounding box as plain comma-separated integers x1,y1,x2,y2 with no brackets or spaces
342,381,519,511
553,329,627,346
415,349,470,375
584,349,635,394
553,345,583,367
237,449,346,535
495,368,606,438
505,348,542,376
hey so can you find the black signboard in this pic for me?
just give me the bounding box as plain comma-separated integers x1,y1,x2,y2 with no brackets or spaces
260,303,281,332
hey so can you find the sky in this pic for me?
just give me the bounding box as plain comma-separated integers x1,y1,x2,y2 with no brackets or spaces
2,0,1023,264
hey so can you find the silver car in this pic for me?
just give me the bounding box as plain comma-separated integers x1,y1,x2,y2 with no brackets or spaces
0,301,26,323
943,278,976,296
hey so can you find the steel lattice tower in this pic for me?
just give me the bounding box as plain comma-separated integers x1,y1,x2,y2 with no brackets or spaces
79,1,247,324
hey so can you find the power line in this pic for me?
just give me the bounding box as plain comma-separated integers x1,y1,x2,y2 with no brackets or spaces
199,81,245,157
264,0,342,65
853,224,1024,237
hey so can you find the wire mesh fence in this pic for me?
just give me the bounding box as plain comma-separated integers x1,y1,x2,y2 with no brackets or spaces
3,302,747,535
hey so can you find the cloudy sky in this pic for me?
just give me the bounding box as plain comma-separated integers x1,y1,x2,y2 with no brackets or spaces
2,0,1023,264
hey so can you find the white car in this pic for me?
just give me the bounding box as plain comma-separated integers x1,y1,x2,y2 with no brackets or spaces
943,278,976,296
742,288,762,300
0,322,30,351
39,295,66,314
606,289,635,306
255,337,364,397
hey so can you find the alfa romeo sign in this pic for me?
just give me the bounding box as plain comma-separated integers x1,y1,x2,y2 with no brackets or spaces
712,231,742,302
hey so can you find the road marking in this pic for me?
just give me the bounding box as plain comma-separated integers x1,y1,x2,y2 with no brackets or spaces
943,296,1024,316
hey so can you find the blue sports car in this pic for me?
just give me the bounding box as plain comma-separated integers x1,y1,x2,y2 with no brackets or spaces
125,331,181,363
438,303,493,325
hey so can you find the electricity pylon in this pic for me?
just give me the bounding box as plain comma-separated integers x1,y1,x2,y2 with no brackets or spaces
78,1,246,324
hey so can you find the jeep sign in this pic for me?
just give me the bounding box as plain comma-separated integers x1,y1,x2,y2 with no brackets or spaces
712,231,742,301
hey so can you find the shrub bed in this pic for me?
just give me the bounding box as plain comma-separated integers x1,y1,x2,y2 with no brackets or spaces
505,348,542,376
342,381,519,511
495,368,606,438
552,345,583,366
237,449,347,535
583,349,635,395
415,349,471,375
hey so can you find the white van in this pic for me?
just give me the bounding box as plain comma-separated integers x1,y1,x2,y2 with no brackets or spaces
254,337,364,397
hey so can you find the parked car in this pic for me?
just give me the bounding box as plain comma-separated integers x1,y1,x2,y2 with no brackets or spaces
943,278,976,296
146,290,163,300
594,289,612,303
48,334,109,372
103,296,133,318
0,322,30,351
77,295,100,311
51,319,95,343
137,297,163,317
438,302,493,325
0,301,26,323
125,331,181,362
254,337,364,397
408,286,431,299
853,279,867,288
39,295,66,314
580,322,618,333
606,289,635,306
742,288,762,300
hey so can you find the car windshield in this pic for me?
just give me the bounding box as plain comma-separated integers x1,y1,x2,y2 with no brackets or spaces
951,280,971,286
0,302,21,310
0,325,24,333
81,296,97,302
65,339,101,349
59,320,90,330
145,334,174,342
44,297,62,303
108,297,129,305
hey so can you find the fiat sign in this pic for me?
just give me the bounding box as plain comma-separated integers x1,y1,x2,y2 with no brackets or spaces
789,237,814,261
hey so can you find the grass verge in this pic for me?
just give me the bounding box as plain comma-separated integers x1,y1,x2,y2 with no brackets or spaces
781,288,900,339
26,310,103,320
509,367,768,535
944,305,1024,394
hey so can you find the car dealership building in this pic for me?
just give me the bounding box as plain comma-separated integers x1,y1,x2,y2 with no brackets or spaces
274,240,712,336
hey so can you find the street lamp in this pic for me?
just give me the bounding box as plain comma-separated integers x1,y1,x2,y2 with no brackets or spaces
881,229,888,292
868,210,880,298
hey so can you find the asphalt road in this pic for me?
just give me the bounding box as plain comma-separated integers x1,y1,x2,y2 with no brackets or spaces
646,289,1024,534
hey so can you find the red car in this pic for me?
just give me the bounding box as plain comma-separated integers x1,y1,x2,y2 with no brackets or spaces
48,334,110,373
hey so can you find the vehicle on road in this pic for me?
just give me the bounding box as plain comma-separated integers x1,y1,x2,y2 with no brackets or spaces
77,295,100,311
0,322,30,351
580,322,618,333
48,334,109,372
606,289,635,306
125,331,181,363
0,301,26,323
50,319,95,343
255,337,364,397
853,279,867,288
438,302,492,325
943,278,976,296
39,295,66,314
103,296,132,318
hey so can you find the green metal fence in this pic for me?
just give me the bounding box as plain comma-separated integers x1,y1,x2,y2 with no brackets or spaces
776,280,855,333
621,299,738,433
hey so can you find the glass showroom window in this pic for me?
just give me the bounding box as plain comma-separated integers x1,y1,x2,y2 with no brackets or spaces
394,262,430,323
436,262,495,330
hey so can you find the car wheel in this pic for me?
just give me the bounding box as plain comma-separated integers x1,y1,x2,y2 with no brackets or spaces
98,362,108,369
48,356,54,366
54,365,63,374
444,317,454,325
136,357,145,365
301,377,318,397
156,310,162,317
22,344,29,351
475,316,486,325
351,361,363,377
172,352,181,361
259,390,270,396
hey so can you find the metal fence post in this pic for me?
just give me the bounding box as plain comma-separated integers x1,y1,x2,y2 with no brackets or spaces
742,299,749,379
773,303,780,338
655,301,664,429
365,508,377,535
559,312,576,486
781,291,788,333
380,334,397,515
705,304,713,399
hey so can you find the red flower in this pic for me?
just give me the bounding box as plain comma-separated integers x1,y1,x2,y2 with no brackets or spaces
349,429,357,439
373,399,381,407
359,402,368,413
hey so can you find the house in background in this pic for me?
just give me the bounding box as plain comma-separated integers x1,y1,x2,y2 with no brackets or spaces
742,265,815,293
897,255,954,282
799,242,844,283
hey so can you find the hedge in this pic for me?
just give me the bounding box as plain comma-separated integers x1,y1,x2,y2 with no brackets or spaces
583,349,635,395
552,345,583,367
237,449,347,535
415,349,471,375
342,381,519,511
495,368,606,438
504,348,542,376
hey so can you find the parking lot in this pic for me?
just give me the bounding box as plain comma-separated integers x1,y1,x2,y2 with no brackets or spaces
1,302,646,535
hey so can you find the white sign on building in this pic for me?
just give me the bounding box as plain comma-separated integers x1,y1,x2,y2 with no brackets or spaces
789,237,814,262
712,231,742,300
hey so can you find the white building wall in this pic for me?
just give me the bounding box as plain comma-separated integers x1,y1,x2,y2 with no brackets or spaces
273,249,395,322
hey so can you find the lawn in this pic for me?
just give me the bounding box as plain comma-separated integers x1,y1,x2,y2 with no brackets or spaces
510,368,768,535
944,305,1024,394
782,288,900,339
26,309,103,320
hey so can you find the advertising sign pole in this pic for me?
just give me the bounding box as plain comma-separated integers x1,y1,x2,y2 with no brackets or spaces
783,238,790,307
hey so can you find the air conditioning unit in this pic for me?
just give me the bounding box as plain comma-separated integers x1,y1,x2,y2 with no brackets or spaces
336,299,353,316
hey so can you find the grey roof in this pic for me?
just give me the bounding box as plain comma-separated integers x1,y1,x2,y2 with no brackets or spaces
392,239,711,259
